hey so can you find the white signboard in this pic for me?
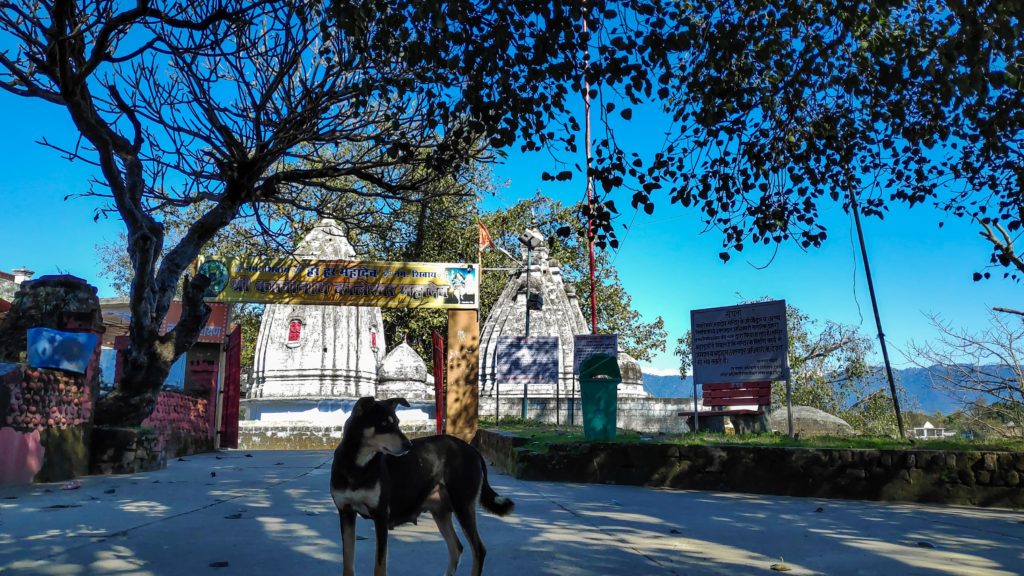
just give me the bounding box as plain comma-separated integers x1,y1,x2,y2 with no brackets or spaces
690,300,789,385
495,336,560,386
572,334,618,374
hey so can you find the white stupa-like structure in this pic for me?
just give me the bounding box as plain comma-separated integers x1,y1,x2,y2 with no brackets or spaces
248,220,386,405
377,341,434,402
478,228,648,399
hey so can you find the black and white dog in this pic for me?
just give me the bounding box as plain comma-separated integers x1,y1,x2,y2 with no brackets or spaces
330,397,514,576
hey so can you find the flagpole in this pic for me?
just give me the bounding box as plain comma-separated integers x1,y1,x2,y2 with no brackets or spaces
478,221,498,425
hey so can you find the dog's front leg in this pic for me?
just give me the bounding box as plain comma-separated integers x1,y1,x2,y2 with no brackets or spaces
339,509,357,576
373,510,389,576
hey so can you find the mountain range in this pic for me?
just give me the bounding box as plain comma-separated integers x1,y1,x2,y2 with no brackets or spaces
641,366,998,414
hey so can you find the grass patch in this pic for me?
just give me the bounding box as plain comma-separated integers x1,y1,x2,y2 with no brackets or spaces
480,418,639,453
668,433,1024,452
479,418,1024,453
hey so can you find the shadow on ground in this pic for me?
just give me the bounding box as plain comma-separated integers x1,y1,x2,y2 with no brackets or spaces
0,450,1021,575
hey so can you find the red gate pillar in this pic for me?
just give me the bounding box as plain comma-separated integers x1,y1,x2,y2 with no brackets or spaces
219,326,242,449
431,331,446,435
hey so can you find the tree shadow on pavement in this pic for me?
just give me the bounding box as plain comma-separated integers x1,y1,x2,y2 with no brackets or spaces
0,451,1021,576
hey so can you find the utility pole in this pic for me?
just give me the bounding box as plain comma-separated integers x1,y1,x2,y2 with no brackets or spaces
849,192,906,438
583,7,598,335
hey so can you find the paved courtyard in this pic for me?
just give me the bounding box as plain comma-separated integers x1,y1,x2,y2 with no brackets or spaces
1,450,1022,575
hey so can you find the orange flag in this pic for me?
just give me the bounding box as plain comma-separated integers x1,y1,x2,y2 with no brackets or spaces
478,222,494,251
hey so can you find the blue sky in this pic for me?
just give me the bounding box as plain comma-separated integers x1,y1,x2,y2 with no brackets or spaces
1,90,1019,374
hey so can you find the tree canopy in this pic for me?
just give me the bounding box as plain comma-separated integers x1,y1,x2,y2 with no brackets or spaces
647,1,1023,282
321,0,1024,283
0,0,494,423
4,0,1022,425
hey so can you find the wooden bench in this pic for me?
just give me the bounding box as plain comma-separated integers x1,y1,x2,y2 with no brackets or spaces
702,382,772,414
680,382,772,433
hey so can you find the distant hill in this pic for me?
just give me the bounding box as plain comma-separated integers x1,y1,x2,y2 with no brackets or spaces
641,365,1003,414
863,367,964,415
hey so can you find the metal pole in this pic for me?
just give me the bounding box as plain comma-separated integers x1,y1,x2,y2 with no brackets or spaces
522,247,531,419
692,379,699,433
583,9,598,335
786,378,794,437
556,365,560,427
850,193,907,438
570,376,576,426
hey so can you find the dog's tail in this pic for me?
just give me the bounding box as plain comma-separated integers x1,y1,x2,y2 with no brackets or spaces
479,458,514,517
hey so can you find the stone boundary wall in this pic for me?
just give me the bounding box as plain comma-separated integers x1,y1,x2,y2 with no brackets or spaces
142,390,214,458
3,367,92,431
238,396,696,450
238,419,437,450
479,397,694,434
90,427,164,475
1,365,93,482
474,430,1024,508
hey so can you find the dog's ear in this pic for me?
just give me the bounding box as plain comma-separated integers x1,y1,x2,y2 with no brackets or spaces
352,396,376,417
384,397,410,410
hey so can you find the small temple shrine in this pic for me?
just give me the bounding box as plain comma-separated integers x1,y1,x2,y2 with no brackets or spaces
478,228,648,401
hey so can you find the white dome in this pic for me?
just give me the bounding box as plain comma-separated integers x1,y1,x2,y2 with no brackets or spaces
379,342,428,383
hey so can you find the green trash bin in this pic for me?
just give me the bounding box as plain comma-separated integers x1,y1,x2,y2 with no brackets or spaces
579,354,621,441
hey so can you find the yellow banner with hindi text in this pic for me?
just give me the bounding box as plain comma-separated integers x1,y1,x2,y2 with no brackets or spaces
198,258,478,309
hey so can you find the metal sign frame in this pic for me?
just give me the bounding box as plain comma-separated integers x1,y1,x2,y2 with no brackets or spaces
689,300,793,435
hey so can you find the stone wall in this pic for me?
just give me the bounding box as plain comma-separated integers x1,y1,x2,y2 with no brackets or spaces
475,430,1024,508
90,427,164,475
141,390,214,458
4,366,92,431
0,274,103,484
238,419,437,450
237,396,695,449
87,391,212,475
480,396,694,434
0,365,93,483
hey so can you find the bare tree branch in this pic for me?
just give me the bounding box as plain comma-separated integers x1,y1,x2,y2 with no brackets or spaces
907,312,1024,438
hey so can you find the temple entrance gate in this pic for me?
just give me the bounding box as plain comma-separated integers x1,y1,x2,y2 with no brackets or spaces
201,254,481,443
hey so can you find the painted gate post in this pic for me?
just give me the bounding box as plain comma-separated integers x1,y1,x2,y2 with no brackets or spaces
446,309,479,443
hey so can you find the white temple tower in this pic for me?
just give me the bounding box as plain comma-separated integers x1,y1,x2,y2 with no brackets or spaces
478,229,648,399
249,220,386,400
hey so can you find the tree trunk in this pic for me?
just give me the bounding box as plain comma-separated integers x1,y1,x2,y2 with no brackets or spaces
94,273,212,426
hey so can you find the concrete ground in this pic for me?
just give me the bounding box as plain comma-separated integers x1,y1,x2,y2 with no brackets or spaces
1,451,1022,576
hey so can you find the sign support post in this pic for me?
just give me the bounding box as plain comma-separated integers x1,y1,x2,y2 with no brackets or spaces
693,378,699,433
785,369,794,437
518,229,543,420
